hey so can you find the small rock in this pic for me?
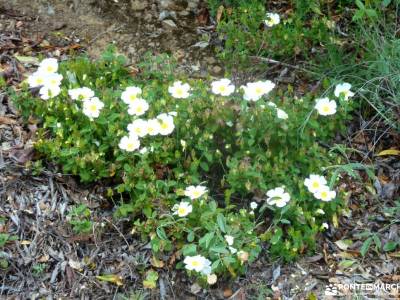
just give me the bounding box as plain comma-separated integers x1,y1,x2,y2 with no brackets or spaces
190,283,201,294
205,56,216,64
211,65,223,76
162,19,177,30
131,0,147,11
159,10,177,21
178,10,190,16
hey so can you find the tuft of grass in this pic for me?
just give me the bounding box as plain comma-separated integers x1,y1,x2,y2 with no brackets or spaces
322,7,400,132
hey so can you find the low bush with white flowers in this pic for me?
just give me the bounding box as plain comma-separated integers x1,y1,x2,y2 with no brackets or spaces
12,47,357,285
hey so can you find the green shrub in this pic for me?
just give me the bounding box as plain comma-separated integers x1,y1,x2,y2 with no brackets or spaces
13,47,356,283
212,0,352,70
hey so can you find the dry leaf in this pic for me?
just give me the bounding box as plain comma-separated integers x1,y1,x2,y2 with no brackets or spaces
150,256,165,268
377,149,400,156
0,116,17,125
96,274,124,286
216,5,224,23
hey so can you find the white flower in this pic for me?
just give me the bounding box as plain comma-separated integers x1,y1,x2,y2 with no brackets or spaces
184,185,208,200
27,71,47,88
39,85,61,100
121,86,142,105
229,247,237,254
173,201,193,217
127,119,148,138
225,235,234,246
304,174,328,193
43,73,63,88
38,58,58,74
184,255,212,275
82,97,104,119
313,186,336,202
211,78,235,96
118,135,140,152
276,108,288,119
145,119,161,136
315,98,337,116
237,250,249,263
207,274,217,285
264,13,280,27
250,202,258,210
127,98,149,116
322,222,329,229
316,209,325,215
157,113,175,135
334,83,354,100
168,81,191,99
266,187,290,208
180,140,187,150
241,80,275,101
68,87,94,101
267,101,277,108
139,147,148,154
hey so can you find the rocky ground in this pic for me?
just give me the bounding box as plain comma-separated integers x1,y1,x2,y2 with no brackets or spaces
1,1,400,299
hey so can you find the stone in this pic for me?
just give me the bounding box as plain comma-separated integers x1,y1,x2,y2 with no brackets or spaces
211,65,223,76
159,10,177,21
162,19,177,30
131,0,147,11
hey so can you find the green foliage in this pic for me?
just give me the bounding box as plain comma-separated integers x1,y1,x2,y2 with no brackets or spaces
67,204,93,234
0,233,18,248
213,0,345,69
13,47,356,281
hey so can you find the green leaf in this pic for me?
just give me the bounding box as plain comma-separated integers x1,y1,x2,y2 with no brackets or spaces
182,244,197,256
382,0,392,7
372,234,381,250
143,270,158,289
338,259,356,269
216,214,227,233
187,231,195,242
383,241,398,252
355,0,365,9
199,232,214,248
210,246,229,254
361,237,373,256
270,228,283,245
156,227,168,241
200,162,209,171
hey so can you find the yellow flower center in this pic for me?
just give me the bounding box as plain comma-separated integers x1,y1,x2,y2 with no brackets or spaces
127,143,135,150
193,191,201,198
129,94,137,101
191,260,200,267
178,207,186,215
176,88,183,96
135,106,143,113
321,191,328,199
255,87,263,95
219,86,226,92
47,66,54,72
322,105,330,112
312,182,320,188
89,104,97,112
161,122,168,129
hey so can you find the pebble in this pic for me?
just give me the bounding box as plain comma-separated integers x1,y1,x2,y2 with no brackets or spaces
159,10,177,21
162,19,177,30
131,0,147,11
211,65,223,76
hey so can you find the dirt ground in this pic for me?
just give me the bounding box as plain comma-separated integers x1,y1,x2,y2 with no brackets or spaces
1,1,400,299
